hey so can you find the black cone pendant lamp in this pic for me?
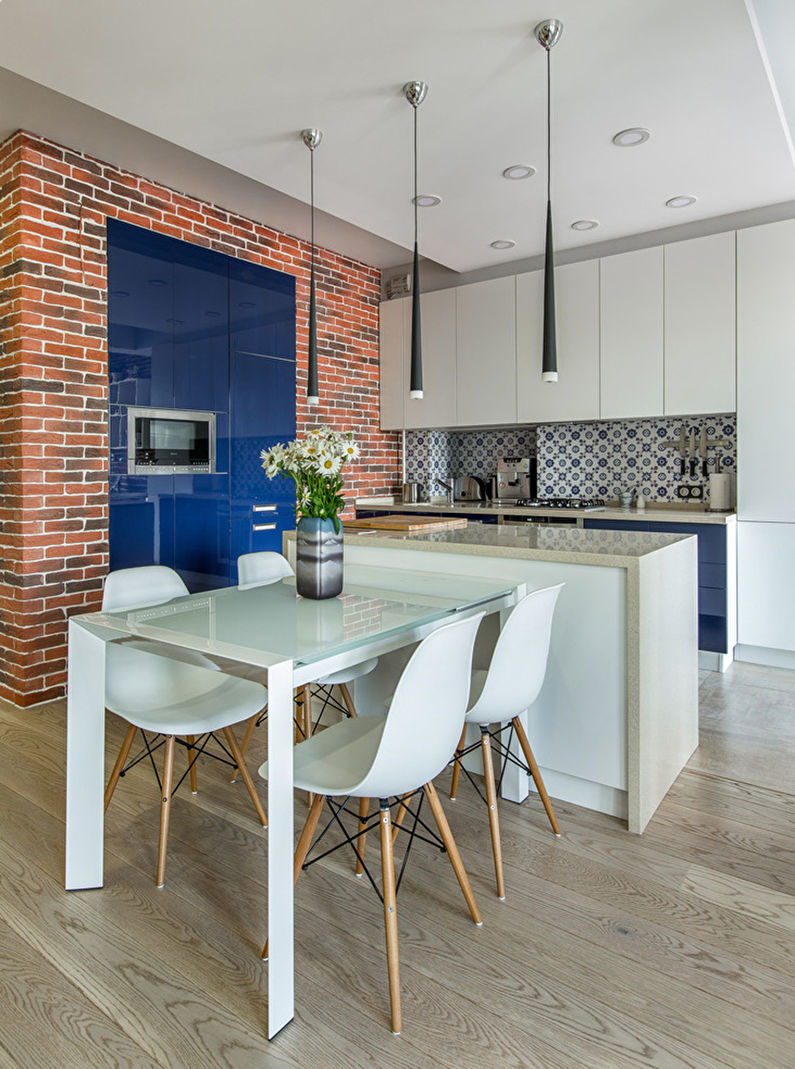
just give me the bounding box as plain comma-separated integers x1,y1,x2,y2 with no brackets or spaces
301,127,323,406
403,80,428,400
535,18,563,383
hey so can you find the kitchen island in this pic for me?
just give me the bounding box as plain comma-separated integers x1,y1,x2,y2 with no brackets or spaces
285,523,699,833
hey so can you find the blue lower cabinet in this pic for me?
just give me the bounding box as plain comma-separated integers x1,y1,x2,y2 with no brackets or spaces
173,475,230,592
583,518,650,532
109,475,174,572
230,505,295,583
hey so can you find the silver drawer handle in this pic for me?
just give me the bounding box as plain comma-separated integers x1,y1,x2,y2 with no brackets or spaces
253,504,277,513
253,522,277,531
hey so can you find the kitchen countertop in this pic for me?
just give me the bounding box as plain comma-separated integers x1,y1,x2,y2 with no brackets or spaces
355,497,736,525
293,521,693,569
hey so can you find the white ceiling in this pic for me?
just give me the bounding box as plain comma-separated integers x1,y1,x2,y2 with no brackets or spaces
0,0,794,274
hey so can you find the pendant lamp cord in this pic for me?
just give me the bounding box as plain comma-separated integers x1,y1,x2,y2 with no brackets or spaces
310,146,315,275
546,46,552,204
413,104,419,245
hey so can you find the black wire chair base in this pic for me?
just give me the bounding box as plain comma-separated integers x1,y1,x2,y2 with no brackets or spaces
119,729,242,798
451,722,530,804
300,789,445,904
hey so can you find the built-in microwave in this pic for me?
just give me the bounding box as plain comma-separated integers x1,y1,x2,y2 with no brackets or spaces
127,407,216,475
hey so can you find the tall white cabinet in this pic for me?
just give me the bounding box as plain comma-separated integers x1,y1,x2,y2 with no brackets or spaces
517,260,600,424
404,288,457,430
379,295,407,431
736,218,795,659
456,276,517,426
600,247,664,419
664,233,736,417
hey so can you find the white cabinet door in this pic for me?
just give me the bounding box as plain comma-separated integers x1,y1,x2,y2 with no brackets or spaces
737,219,795,522
738,521,795,651
456,276,517,427
379,296,407,431
404,288,456,429
517,260,600,424
664,233,736,417
600,247,664,419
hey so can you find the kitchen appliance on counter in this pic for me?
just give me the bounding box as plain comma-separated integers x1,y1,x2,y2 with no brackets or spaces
454,475,487,501
401,481,424,504
495,457,537,502
522,497,606,511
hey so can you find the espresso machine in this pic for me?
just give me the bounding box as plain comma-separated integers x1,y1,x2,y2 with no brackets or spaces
495,457,537,503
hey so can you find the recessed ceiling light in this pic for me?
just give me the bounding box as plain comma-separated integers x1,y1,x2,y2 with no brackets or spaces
612,127,650,147
110,289,130,298
666,195,697,208
490,239,516,250
412,194,442,207
238,301,256,308
502,164,536,180
205,310,222,318
571,219,599,231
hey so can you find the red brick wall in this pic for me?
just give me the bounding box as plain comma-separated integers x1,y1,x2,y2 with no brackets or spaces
0,129,399,706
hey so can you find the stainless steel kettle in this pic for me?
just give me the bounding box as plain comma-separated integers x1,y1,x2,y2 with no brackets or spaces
402,482,423,504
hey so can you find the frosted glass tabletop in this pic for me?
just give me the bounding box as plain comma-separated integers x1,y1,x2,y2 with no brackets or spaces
92,564,514,669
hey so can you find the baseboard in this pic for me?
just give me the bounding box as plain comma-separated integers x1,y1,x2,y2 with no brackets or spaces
734,643,795,670
698,650,734,672
504,767,628,823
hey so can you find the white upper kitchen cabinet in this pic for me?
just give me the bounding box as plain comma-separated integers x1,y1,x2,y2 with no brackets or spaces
404,288,456,429
456,275,517,426
600,246,664,419
737,218,795,522
664,232,736,417
379,296,407,431
517,260,600,424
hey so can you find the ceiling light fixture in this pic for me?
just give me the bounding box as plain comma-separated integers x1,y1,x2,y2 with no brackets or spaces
490,239,516,250
503,164,536,180
666,194,697,208
571,219,599,231
413,194,441,207
612,127,650,147
403,80,428,400
535,18,563,384
301,127,323,406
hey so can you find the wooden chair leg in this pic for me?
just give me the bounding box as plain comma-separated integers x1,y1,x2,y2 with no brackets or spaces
379,801,402,1035
221,728,267,828
230,712,259,782
185,735,198,793
480,728,506,899
156,735,176,888
355,796,370,876
424,780,482,926
391,793,409,847
104,723,137,811
449,725,467,801
338,682,358,718
512,716,561,836
262,792,325,959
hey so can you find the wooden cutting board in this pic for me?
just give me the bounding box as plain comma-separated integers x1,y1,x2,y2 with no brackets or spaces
344,514,468,532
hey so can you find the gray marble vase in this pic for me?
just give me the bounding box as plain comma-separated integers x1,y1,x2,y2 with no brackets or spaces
295,516,343,599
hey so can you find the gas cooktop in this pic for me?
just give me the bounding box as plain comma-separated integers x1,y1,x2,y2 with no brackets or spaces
515,497,607,511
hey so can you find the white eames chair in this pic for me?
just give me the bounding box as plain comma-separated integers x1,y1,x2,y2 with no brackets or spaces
258,611,485,1035
450,583,564,900
236,550,377,739
102,566,268,887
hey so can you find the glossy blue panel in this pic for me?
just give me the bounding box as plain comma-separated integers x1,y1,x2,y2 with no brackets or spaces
699,614,727,653
648,522,727,565
583,518,651,531
229,259,296,360
173,251,229,413
109,474,174,571
230,504,296,583
230,351,297,509
173,474,230,591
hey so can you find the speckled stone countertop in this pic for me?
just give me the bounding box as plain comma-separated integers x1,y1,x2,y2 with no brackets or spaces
354,498,736,525
326,521,694,569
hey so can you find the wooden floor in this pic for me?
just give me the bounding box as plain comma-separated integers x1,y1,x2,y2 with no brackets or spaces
0,661,793,1068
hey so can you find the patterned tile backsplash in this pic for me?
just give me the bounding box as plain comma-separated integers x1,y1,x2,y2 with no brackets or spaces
406,414,737,504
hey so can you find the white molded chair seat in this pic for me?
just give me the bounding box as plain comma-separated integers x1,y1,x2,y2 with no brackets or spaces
102,566,268,887
450,583,564,899
259,611,485,1035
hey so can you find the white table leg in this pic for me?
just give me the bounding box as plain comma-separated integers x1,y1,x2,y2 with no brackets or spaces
265,658,295,1039
499,708,531,803
65,620,107,889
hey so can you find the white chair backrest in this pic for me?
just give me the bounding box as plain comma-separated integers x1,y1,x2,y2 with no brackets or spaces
103,566,188,612
355,612,484,799
468,583,563,723
237,551,294,588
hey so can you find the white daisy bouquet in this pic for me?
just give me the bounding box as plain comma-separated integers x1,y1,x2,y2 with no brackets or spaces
260,426,360,533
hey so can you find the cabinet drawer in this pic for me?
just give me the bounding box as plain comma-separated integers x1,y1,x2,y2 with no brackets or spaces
648,522,727,565
698,586,726,617
699,562,725,589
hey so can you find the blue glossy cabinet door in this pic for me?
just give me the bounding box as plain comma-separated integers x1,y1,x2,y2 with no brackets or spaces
173,245,229,414
229,260,296,361
173,473,230,591
109,474,175,572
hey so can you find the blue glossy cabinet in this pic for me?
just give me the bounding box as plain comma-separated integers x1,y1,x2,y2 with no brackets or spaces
108,220,296,591
582,517,729,653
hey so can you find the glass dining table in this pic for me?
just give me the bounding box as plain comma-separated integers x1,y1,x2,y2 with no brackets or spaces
65,561,523,1039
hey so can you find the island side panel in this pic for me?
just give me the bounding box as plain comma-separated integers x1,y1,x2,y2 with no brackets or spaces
630,536,699,833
